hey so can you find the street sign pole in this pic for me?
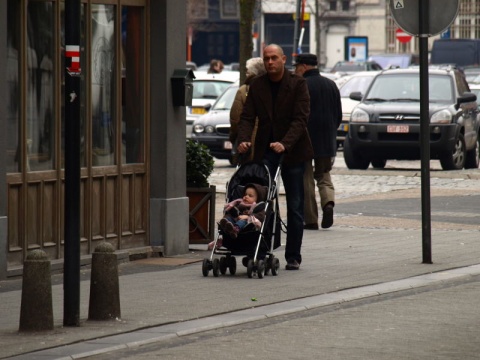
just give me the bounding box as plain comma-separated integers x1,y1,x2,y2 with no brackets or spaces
418,0,432,264
64,0,82,326
390,0,459,264
292,0,301,65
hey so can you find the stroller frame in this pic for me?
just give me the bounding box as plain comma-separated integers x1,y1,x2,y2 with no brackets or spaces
202,161,283,279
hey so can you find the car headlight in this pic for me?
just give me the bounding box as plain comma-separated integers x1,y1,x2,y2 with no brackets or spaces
193,124,204,133
350,108,370,123
430,109,452,124
205,125,215,133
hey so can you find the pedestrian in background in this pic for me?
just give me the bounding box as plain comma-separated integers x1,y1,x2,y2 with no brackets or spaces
237,44,313,270
207,59,224,74
229,57,267,164
294,53,342,229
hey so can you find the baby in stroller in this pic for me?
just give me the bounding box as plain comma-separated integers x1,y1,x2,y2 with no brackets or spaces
219,183,267,239
202,161,282,278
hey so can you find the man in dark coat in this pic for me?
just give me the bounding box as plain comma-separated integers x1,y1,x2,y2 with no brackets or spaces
294,53,342,229
237,44,314,270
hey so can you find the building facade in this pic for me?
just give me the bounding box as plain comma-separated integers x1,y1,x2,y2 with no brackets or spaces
0,0,190,279
187,0,241,67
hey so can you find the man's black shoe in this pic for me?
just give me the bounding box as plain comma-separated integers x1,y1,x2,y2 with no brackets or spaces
285,259,300,270
304,223,319,230
321,204,334,229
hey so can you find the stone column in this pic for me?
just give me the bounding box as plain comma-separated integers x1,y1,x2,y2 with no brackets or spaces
149,1,189,256
19,250,53,331
88,242,120,320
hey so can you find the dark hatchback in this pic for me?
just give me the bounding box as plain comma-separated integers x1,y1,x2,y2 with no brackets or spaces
344,67,480,170
191,83,239,164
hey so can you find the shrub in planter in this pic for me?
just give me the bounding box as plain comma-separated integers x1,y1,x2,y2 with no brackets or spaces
186,139,214,188
186,139,216,243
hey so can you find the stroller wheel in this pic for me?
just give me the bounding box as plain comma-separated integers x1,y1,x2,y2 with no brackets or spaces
247,259,254,278
256,260,265,279
242,257,249,267
271,257,280,276
212,258,220,277
228,256,237,275
219,257,228,275
264,257,272,276
202,258,210,277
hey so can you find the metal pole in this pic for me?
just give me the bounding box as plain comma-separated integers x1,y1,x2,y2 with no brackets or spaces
418,0,432,264
64,0,82,326
292,0,301,65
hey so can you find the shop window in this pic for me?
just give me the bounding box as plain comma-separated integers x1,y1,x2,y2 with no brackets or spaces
26,1,56,171
221,0,239,19
91,4,116,166
121,6,145,164
188,0,208,19
6,0,20,173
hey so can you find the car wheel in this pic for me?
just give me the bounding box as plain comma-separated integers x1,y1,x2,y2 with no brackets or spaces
464,135,479,169
343,136,370,170
371,159,386,169
440,133,466,170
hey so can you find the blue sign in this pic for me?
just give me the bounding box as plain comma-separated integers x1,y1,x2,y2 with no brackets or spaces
441,28,451,39
345,36,368,62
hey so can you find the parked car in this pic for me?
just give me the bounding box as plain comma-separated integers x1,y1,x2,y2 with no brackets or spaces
186,61,197,70
368,53,419,69
191,83,239,164
330,60,382,75
430,38,480,67
186,71,239,137
344,67,480,170
464,67,480,83
336,71,380,147
468,82,480,100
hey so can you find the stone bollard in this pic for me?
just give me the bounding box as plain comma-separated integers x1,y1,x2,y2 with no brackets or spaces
88,242,121,320
19,250,54,331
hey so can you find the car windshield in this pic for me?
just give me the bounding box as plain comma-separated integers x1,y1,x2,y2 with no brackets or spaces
212,86,238,110
339,75,375,97
366,74,453,102
192,81,233,99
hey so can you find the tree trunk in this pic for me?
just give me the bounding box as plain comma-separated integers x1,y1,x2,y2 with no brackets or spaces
239,0,256,84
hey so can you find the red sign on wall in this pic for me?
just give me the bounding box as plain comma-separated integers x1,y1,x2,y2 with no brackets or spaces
396,28,413,43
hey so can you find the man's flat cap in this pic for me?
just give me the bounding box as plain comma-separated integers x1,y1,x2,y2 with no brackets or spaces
294,53,318,66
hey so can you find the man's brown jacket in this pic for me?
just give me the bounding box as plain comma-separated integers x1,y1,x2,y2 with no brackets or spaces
237,69,314,165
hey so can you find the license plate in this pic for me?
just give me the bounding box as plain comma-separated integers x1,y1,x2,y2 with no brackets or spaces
224,141,232,150
191,107,207,115
339,124,349,131
387,125,409,133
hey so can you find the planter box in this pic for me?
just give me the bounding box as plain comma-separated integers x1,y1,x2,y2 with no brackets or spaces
187,185,216,244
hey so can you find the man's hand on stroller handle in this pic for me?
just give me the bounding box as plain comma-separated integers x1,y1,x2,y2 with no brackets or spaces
238,142,251,153
238,141,285,154
269,142,285,153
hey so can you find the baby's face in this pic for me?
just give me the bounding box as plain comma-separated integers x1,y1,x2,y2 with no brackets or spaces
243,188,258,204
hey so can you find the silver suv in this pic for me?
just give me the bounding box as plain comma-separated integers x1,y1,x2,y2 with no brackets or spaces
344,67,480,170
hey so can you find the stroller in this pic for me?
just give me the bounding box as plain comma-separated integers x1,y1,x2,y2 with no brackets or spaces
202,160,283,279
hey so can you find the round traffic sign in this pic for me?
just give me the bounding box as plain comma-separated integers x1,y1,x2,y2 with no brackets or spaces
390,0,459,36
396,28,412,43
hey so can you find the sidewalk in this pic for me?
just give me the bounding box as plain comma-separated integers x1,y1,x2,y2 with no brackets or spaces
2,224,480,358
1,160,480,359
